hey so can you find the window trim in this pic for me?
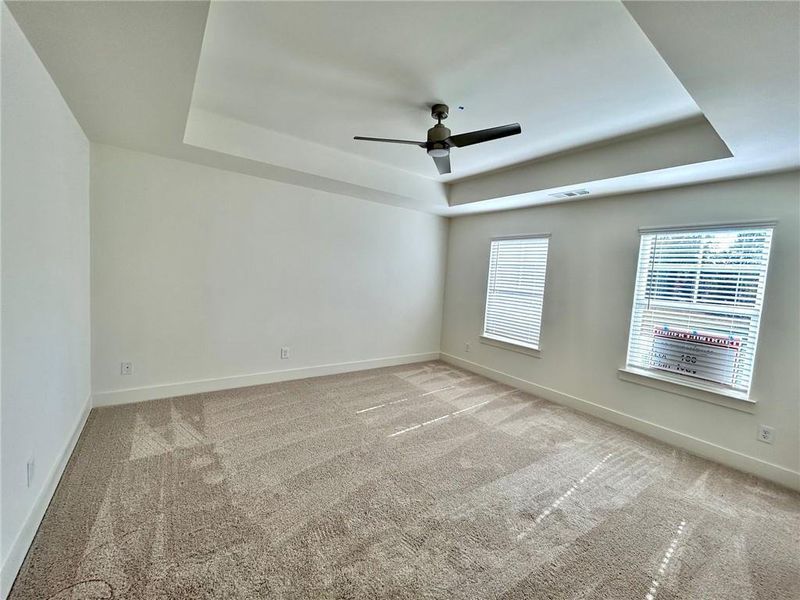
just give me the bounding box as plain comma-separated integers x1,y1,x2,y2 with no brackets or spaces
488,233,553,242
617,367,756,413
481,233,551,354
623,221,775,405
638,219,777,234
480,335,542,358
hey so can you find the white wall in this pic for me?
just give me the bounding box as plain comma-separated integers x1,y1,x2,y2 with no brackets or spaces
1,5,91,595
90,144,448,405
441,172,800,489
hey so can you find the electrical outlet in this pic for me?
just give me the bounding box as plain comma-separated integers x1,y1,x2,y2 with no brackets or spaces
26,458,35,488
757,424,775,444
120,361,133,375
465,342,471,353
280,347,289,360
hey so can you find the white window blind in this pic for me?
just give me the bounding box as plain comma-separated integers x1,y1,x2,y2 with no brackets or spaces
483,236,549,350
625,225,773,399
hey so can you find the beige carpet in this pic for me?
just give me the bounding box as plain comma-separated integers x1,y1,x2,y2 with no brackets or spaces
9,361,800,599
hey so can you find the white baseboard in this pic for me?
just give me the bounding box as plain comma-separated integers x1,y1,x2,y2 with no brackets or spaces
441,353,800,492
92,352,441,407
1,395,92,600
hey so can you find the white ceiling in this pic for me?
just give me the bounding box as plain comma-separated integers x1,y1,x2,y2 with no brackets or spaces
5,1,799,216
191,1,701,181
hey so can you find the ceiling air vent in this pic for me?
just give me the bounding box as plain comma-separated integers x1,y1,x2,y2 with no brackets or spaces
549,188,590,199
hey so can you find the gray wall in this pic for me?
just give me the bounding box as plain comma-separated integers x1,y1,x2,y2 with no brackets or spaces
90,144,448,405
441,172,800,488
1,5,91,592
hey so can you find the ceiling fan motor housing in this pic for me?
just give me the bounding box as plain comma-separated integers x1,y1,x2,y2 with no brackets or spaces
427,123,451,156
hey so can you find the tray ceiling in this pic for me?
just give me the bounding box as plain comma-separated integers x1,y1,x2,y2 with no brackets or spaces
6,1,797,215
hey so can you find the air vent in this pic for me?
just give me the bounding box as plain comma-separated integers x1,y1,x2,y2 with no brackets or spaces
549,188,590,199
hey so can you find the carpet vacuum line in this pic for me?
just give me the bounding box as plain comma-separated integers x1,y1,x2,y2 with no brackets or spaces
387,398,496,438
645,520,686,600
355,385,456,414
516,453,614,540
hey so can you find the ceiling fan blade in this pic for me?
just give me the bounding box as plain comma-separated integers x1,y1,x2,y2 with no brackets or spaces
446,123,521,148
354,136,426,147
432,153,451,175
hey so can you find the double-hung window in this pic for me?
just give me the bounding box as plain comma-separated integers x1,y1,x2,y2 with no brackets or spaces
482,235,550,351
624,224,774,401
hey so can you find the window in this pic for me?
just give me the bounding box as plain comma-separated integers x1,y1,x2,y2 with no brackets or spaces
624,224,774,400
483,235,550,351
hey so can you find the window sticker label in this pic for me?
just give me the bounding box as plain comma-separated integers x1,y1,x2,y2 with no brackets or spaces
649,327,740,386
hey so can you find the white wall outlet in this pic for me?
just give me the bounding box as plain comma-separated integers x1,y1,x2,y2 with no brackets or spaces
465,342,471,353
280,347,289,360
757,424,775,444
26,458,35,488
120,361,133,375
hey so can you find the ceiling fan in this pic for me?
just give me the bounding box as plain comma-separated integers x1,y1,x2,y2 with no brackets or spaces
354,104,521,175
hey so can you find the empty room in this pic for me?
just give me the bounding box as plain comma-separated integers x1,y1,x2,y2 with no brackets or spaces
2,1,799,598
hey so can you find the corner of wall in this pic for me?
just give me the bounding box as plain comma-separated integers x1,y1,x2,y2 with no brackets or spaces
437,215,453,354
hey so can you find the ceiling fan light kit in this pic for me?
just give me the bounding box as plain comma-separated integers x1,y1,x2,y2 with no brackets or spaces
354,103,521,175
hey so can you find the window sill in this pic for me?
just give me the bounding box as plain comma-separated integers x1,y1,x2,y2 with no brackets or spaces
480,335,542,358
617,367,755,413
